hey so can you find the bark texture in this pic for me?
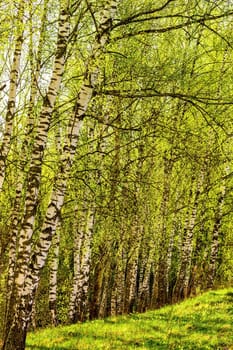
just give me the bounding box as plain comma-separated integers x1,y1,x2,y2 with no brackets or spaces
2,5,70,349
0,4,25,191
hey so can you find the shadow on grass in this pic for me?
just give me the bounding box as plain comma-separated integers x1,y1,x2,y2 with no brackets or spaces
26,345,67,350
26,347,67,350
26,336,177,350
26,326,232,350
226,291,233,299
27,290,233,350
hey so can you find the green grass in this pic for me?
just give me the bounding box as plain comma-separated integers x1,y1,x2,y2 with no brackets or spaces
26,289,233,350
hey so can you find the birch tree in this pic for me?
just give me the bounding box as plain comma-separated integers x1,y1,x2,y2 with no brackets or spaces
173,169,205,302
2,2,71,348
0,3,25,190
2,1,121,349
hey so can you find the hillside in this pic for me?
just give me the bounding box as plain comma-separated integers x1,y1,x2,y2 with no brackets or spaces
26,288,233,350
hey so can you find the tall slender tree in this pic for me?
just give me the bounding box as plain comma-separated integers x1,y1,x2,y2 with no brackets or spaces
0,3,25,190
2,2,71,348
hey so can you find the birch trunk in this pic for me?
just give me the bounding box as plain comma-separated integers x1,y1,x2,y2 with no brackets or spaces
0,3,25,191
2,4,70,349
207,180,226,289
166,224,176,300
110,244,126,316
89,257,106,319
75,208,95,322
3,1,119,346
124,222,142,313
98,273,109,318
68,209,84,323
5,0,49,313
68,207,95,323
206,48,228,289
137,245,154,312
157,155,173,307
172,171,204,303
49,229,60,326
22,0,120,325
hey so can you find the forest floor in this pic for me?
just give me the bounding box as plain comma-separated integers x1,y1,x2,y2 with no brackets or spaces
26,288,233,350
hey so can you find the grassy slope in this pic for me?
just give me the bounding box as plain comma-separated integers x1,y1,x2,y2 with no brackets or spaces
26,289,233,350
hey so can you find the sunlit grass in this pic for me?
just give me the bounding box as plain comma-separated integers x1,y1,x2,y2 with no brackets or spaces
26,288,233,349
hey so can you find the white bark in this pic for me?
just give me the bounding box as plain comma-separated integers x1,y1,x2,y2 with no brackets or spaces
3,5,70,347
6,0,49,303
173,170,204,301
207,174,226,288
0,4,25,191
138,244,154,312
14,5,70,294
68,210,85,322
49,229,60,326
24,0,120,317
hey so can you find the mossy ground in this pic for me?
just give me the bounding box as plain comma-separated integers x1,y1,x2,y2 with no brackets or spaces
26,288,233,349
